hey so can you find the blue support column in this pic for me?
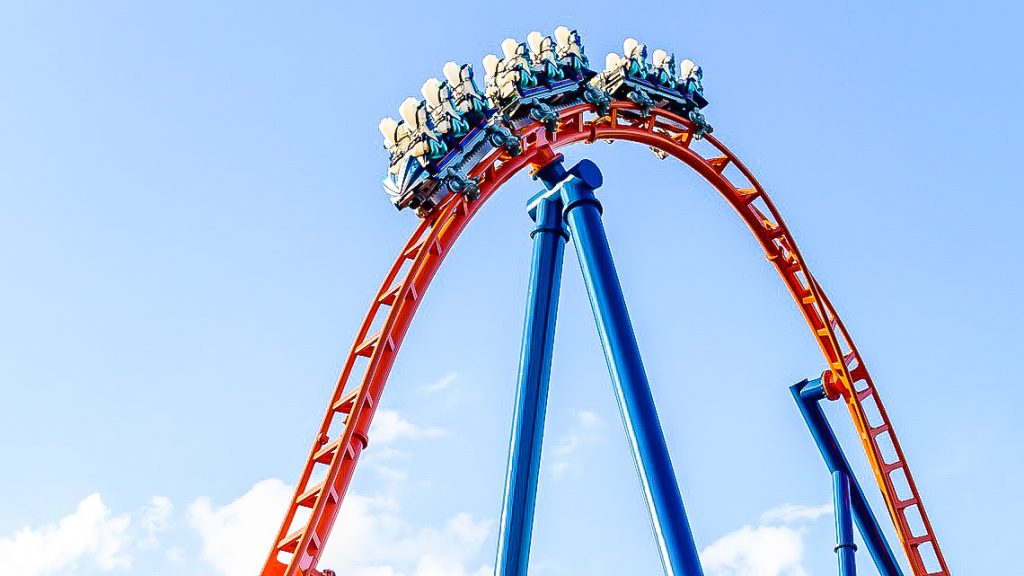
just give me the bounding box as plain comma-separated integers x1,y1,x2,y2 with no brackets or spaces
833,470,857,576
556,159,704,576
791,378,904,576
493,161,569,576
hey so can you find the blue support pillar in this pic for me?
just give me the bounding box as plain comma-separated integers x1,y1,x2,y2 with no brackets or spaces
791,378,904,576
556,159,704,576
833,470,857,576
493,161,569,576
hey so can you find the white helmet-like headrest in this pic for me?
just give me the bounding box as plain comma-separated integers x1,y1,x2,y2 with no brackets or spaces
605,52,623,71
501,38,519,59
442,61,462,85
527,31,544,55
554,26,572,47
421,78,442,107
623,37,639,57
398,97,420,127
378,117,399,147
482,54,500,80
652,49,668,67
679,59,696,78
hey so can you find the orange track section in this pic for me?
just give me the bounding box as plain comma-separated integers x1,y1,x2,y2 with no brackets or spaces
261,102,949,576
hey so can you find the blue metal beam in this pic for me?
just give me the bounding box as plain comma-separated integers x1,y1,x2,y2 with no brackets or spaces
557,159,704,576
833,470,857,576
493,161,569,576
791,378,904,576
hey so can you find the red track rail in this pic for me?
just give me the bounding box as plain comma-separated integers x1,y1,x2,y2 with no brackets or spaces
261,102,949,576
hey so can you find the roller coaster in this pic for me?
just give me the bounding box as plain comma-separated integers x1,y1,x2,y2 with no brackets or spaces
260,28,951,576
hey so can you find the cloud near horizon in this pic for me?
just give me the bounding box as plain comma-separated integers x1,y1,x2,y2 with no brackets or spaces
0,487,831,576
700,502,832,576
0,388,828,576
0,407,487,576
0,493,171,576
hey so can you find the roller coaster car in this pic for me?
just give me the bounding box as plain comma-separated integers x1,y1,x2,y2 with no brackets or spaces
595,39,712,137
382,120,519,216
507,65,598,128
381,66,522,216
380,32,714,218
484,31,607,131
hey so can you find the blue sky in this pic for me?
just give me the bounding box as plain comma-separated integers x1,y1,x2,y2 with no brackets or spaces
1,1,1021,575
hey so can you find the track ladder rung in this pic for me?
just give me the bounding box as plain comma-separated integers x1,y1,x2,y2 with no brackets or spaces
354,332,381,357
868,423,891,438
737,187,759,203
707,156,731,173
313,438,342,464
882,460,904,475
296,479,339,509
277,528,305,553
296,481,325,508
403,236,442,260
894,496,917,510
671,130,692,146
354,331,393,358
908,534,933,547
816,319,842,339
378,282,418,306
378,283,403,306
333,388,369,414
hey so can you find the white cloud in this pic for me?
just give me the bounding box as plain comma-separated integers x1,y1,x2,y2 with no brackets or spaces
187,480,492,576
701,502,833,576
370,409,447,446
359,409,447,482
322,498,491,576
3,408,482,576
165,546,184,563
188,478,294,576
575,411,601,427
0,493,132,576
138,496,174,549
702,525,807,576
549,410,603,479
759,503,832,525
189,408,488,576
421,372,458,393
